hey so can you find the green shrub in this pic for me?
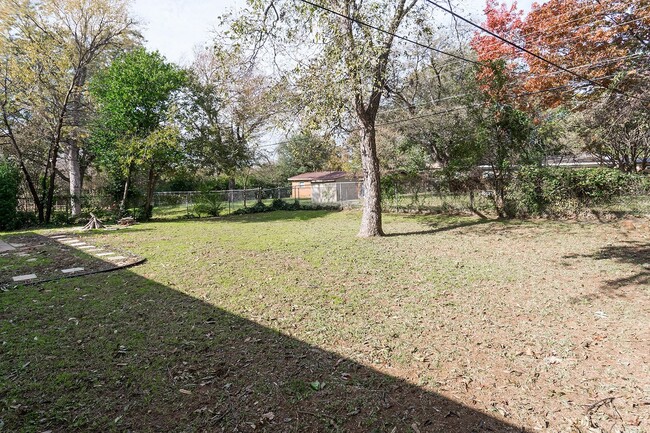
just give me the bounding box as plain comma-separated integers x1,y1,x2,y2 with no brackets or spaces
50,212,73,226
270,198,302,211
231,199,340,215
13,211,38,229
192,191,224,217
233,201,271,215
0,159,20,231
511,166,647,217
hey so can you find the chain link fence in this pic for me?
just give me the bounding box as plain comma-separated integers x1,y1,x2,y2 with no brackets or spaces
153,187,298,218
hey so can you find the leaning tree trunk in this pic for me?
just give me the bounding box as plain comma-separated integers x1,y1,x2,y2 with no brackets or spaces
1,105,45,222
358,122,384,238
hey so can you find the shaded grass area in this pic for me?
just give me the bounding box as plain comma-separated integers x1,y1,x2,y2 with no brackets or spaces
1,267,522,432
152,198,314,220
2,211,649,431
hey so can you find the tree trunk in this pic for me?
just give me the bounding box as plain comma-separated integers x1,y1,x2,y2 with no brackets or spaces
68,143,82,217
44,143,60,224
358,124,384,237
120,166,132,215
45,72,78,223
68,67,86,218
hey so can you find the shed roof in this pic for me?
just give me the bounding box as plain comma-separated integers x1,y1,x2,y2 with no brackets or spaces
287,171,350,182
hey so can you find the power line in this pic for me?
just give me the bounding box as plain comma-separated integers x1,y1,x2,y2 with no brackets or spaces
407,51,646,91
374,70,634,129
298,0,647,104
256,0,647,147
424,0,647,104
295,0,482,67
428,2,650,73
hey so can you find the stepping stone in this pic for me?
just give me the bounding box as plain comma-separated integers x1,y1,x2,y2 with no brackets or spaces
13,274,37,282
50,235,67,239
9,243,26,248
107,256,127,261
85,248,103,253
69,242,87,247
61,267,84,274
95,252,116,257
78,245,95,249
0,240,15,252
27,258,37,262
17,252,30,257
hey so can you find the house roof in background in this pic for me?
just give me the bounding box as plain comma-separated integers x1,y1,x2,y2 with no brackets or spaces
287,171,350,182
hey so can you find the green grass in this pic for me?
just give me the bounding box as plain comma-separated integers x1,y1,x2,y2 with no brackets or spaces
1,210,649,432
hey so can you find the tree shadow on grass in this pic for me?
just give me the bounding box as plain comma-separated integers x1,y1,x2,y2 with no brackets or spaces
148,209,337,225
385,216,495,237
565,241,650,294
0,268,527,432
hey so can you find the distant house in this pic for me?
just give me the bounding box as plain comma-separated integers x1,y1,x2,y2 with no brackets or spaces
288,171,361,203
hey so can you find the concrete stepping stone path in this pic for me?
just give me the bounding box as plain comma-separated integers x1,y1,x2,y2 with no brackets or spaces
61,267,84,274
0,240,16,252
13,274,37,282
1,234,142,288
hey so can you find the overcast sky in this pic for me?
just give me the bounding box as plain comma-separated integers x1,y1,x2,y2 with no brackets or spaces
131,0,536,65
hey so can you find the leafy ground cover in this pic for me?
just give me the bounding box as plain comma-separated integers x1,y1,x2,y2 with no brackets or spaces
1,211,649,432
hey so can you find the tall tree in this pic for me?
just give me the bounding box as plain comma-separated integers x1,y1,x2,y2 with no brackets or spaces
90,48,186,216
178,46,274,188
0,0,137,222
522,0,649,106
229,0,434,237
471,0,648,173
471,0,649,106
579,86,650,172
277,132,339,178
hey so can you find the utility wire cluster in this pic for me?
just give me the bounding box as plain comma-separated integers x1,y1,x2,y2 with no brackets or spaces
257,0,647,150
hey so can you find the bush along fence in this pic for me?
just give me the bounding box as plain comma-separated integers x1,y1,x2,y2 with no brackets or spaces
380,167,650,218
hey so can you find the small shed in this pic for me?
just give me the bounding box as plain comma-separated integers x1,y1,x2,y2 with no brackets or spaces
288,171,361,203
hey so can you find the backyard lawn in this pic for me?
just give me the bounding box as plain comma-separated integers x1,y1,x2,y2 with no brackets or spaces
1,210,648,432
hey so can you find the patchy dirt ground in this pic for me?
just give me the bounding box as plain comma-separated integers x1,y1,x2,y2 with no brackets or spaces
1,211,648,432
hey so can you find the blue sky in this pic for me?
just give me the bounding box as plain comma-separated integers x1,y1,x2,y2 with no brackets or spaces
131,0,535,65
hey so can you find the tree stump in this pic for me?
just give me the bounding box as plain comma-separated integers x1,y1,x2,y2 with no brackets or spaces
82,213,104,230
